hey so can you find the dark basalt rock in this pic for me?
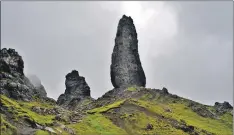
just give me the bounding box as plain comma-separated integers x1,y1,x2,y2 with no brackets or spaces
161,87,169,94
57,70,91,106
0,48,24,76
146,123,153,130
214,101,233,114
0,48,47,101
188,102,216,118
110,15,146,88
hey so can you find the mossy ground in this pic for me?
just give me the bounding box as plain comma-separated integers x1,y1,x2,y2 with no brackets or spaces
87,100,125,114
1,87,233,135
127,86,137,91
68,113,128,135
85,87,233,135
34,130,50,135
127,93,233,135
1,115,17,135
1,95,55,126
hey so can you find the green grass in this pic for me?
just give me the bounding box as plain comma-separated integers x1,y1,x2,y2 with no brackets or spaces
140,93,154,100
68,113,128,135
0,115,17,135
87,100,126,114
1,90,233,135
19,100,54,109
220,113,233,127
122,112,188,135
168,103,232,135
129,99,233,135
34,130,50,135
1,95,55,126
127,87,137,92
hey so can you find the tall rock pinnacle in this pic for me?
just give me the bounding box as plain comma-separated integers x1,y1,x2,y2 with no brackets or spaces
57,70,91,106
110,15,146,88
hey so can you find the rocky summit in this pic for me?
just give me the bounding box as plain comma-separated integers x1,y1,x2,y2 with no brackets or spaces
57,70,92,107
0,48,47,101
0,15,233,135
0,48,24,76
111,15,146,88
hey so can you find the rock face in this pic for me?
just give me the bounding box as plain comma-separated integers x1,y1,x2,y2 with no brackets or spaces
214,101,233,114
57,70,91,106
0,48,47,101
110,15,146,88
0,48,24,76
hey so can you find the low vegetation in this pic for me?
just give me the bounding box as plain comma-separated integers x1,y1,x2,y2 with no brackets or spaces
68,113,128,135
1,87,233,135
1,95,55,126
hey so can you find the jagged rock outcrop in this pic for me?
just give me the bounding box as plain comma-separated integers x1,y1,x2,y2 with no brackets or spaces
0,48,24,76
214,101,233,114
27,75,47,97
110,15,146,88
0,48,47,101
57,70,91,107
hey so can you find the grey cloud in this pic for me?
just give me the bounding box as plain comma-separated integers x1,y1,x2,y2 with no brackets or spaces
27,74,42,87
146,1,233,105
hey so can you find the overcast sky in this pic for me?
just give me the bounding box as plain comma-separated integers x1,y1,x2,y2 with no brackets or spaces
2,1,233,105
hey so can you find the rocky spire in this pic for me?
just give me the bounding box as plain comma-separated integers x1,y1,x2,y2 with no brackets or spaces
57,70,91,106
110,15,146,88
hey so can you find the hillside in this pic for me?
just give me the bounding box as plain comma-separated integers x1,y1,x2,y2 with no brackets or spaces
1,87,233,135
1,15,233,135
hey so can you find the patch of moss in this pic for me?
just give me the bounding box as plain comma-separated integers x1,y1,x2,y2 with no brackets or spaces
122,112,188,135
129,99,233,135
140,93,154,100
75,98,93,109
34,130,50,135
220,112,233,126
168,103,233,135
19,99,54,109
0,115,17,135
52,126,71,135
120,113,132,119
127,87,137,92
87,100,125,114
1,95,55,126
68,113,128,135
82,98,93,105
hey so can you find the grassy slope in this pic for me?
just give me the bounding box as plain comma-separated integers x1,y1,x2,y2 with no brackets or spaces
0,95,69,135
0,87,233,135
1,95,55,126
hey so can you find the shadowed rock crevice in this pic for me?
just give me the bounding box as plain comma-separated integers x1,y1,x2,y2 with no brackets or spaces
111,15,146,88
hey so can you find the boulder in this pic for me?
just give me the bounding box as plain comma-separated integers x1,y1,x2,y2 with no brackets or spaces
214,101,233,114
